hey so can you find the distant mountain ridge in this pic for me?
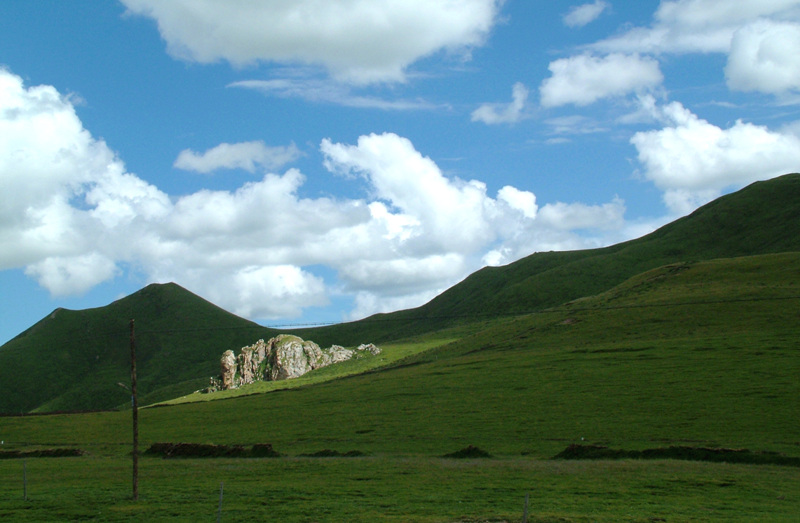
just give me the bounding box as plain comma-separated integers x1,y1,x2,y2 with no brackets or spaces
2,173,799,413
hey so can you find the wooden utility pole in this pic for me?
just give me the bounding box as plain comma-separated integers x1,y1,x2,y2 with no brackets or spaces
129,319,139,501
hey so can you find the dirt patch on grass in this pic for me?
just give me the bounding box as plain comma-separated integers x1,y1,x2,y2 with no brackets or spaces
442,445,492,459
553,444,800,467
299,449,366,457
0,448,85,459
145,442,279,458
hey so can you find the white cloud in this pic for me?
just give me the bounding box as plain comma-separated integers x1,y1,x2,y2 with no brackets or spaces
497,186,538,218
174,141,302,174
564,1,610,28
631,98,800,213
471,82,530,124
2,68,638,323
227,265,328,319
0,67,169,274
539,53,663,107
725,19,800,95
347,288,442,322
120,0,502,84
586,0,800,99
24,254,119,297
593,0,800,54
537,198,626,231
321,133,499,253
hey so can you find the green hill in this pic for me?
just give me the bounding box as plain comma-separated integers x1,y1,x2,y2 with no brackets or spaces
0,283,277,413
2,173,799,414
297,173,800,346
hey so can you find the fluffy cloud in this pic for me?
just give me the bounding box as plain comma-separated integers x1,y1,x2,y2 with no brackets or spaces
589,0,800,97
631,97,800,213
563,1,609,28
471,82,530,124
593,0,800,54
24,254,119,297
539,54,663,107
0,68,168,279
321,133,500,254
726,19,800,94
497,186,538,218
2,68,636,322
120,0,502,84
174,141,302,174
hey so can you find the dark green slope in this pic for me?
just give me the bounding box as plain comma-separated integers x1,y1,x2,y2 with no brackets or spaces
0,283,276,413
427,173,800,315
306,173,800,345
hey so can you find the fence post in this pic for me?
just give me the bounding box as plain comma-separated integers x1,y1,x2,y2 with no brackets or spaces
130,318,139,501
522,492,529,523
23,458,27,501
217,481,224,522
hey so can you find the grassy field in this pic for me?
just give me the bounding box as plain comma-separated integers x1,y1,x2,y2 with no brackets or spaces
1,455,798,522
1,253,798,520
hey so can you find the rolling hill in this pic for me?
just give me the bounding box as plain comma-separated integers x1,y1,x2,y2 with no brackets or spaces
0,283,278,413
2,173,799,414
295,172,800,345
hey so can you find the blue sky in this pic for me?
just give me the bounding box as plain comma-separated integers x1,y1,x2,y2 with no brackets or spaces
2,0,800,344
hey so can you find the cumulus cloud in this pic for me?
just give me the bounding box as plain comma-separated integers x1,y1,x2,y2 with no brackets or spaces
537,198,626,231
24,254,119,297
497,186,538,218
539,53,663,107
593,0,800,54
174,141,302,174
588,0,800,98
725,19,800,95
2,68,638,323
0,67,169,277
564,1,610,28
471,82,530,124
120,0,502,84
630,97,800,213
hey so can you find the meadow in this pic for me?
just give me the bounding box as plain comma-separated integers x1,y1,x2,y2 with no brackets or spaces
1,253,798,521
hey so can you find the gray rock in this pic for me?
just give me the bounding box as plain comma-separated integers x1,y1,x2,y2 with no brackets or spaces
217,335,380,389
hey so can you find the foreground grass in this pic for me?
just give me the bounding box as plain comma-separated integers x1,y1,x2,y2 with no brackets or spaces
0,455,797,522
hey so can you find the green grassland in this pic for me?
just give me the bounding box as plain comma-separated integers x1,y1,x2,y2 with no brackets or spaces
1,252,798,521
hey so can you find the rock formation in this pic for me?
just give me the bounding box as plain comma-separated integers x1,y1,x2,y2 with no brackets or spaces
212,334,380,390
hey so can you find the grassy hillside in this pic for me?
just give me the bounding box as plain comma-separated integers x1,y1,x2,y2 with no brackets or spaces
306,173,800,345
121,253,800,457
0,283,278,413
1,252,798,521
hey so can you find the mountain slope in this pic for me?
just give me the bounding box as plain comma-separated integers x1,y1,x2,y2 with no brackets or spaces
305,173,800,345
0,283,276,413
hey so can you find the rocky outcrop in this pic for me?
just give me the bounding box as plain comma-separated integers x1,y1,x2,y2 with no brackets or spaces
213,335,380,390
